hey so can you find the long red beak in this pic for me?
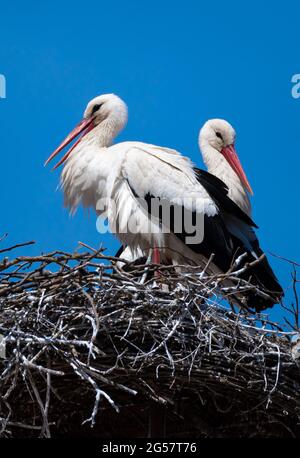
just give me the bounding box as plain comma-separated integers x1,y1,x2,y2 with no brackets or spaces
221,144,254,195
45,117,95,169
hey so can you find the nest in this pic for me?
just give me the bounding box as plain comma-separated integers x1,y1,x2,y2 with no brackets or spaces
0,240,299,438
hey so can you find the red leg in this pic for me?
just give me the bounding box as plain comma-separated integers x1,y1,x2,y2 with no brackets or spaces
152,244,161,277
152,246,161,265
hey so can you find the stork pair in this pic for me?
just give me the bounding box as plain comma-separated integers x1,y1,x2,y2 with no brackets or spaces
45,93,283,311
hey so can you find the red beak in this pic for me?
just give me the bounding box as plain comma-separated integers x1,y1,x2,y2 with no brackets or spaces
45,117,95,169
221,144,254,195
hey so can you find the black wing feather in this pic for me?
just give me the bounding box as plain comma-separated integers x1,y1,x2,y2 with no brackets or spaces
124,171,283,311
194,168,258,228
128,182,234,273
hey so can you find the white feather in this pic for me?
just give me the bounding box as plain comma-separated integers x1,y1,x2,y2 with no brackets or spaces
58,97,218,267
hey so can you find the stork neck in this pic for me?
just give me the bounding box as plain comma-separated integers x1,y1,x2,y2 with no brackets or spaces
201,143,224,175
90,115,125,148
200,143,251,216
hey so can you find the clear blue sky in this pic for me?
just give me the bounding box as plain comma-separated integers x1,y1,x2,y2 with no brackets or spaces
0,1,299,323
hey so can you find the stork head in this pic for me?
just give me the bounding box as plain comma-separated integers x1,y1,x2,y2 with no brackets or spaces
83,93,128,128
45,93,128,169
199,119,253,195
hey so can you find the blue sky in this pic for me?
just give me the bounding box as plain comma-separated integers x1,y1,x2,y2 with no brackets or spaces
0,1,299,323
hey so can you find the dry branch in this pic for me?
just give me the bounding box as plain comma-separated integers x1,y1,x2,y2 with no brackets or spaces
0,242,299,438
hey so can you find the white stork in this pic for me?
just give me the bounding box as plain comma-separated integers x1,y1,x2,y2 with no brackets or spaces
120,118,254,263
45,93,283,311
199,119,252,216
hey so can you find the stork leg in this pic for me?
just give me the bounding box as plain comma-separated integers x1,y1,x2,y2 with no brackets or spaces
152,245,161,265
152,243,161,277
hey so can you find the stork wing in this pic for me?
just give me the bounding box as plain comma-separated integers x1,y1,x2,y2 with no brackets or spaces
112,142,283,310
194,168,258,228
115,143,234,271
194,167,283,305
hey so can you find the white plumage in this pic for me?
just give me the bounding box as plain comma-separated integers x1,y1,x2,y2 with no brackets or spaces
199,119,253,216
119,117,255,263
45,93,283,311
47,94,219,267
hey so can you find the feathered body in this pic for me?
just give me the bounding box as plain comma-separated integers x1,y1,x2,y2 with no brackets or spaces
46,94,283,311
62,138,219,267
199,119,252,216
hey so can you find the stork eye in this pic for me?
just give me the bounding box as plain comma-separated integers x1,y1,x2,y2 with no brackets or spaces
92,104,102,114
216,132,223,140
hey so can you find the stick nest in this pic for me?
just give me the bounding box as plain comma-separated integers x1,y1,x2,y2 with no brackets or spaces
0,242,299,438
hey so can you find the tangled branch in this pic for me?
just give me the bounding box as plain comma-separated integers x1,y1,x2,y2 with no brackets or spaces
0,241,299,438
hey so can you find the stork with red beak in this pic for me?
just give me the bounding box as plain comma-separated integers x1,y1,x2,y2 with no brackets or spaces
120,118,254,264
45,93,283,311
199,119,253,216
